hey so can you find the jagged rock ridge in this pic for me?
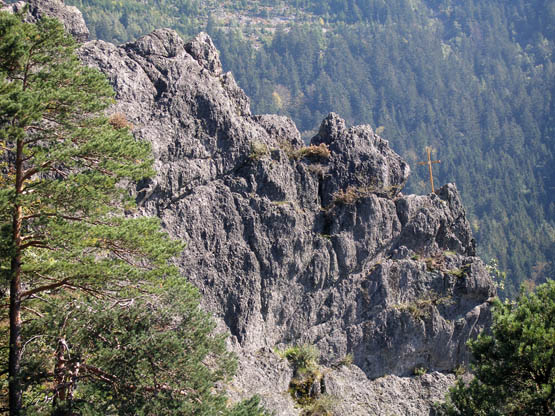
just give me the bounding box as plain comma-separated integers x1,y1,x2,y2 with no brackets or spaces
79,31,494,414
10,1,496,414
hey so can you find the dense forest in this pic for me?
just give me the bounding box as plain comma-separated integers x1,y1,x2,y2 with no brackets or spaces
63,0,554,297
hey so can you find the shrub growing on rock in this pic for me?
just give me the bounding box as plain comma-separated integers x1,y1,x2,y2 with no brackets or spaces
437,280,555,416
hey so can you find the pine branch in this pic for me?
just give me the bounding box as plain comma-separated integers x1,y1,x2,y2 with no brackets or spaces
20,278,71,299
81,364,192,396
21,305,44,318
22,213,87,222
20,233,46,242
21,160,52,182
20,241,52,250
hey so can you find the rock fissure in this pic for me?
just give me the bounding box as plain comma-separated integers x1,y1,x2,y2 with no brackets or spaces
159,158,253,210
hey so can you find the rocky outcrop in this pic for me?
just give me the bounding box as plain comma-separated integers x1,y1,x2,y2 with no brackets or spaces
80,29,494,414
79,29,495,414
13,2,496,413
326,367,459,415
1,0,89,42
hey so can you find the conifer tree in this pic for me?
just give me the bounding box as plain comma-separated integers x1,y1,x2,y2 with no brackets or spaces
15,278,268,415
0,12,266,416
0,10,173,414
437,280,555,416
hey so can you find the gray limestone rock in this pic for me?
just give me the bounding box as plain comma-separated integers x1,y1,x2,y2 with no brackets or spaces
225,348,298,415
326,367,458,416
0,0,89,42
9,2,497,412
77,29,495,414
312,112,410,204
184,31,223,76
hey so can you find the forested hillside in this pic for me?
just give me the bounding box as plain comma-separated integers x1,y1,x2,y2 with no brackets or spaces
64,0,553,296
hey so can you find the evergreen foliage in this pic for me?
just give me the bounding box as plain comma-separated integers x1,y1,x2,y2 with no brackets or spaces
437,279,555,415
0,11,267,415
8,278,268,415
67,0,204,42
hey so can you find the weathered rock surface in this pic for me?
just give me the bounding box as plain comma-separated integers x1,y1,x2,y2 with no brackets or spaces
326,367,458,415
1,0,89,42
15,2,497,414
80,29,494,416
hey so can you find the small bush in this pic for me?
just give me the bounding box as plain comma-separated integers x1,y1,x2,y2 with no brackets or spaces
294,143,331,160
278,140,295,158
289,369,323,406
414,366,428,376
331,183,391,206
109,112,133,130
453,365,466,377
486,258,506,290
278,344,328,411
338,353,353,367
301,394,338,416
282,344,320,372
249,141,269,160
447,268,467,278
332,186,360,205
394,292,453,320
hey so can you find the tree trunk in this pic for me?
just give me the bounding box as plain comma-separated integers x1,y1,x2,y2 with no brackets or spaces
9,210,22,416
9,139,24,416
54,338,68,404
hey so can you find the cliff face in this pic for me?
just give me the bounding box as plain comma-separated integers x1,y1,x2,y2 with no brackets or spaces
9,1,496,414
79,31,494,414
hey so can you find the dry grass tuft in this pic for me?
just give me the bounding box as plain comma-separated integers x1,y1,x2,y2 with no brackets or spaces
294,143,331,160
109,112,133,130
332,186,360,205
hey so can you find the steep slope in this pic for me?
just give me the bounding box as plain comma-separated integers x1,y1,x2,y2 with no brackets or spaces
9,1,496,414
79,29,494,415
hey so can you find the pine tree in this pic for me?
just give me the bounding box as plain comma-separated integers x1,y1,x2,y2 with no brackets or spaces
15,278,269,415
437,280,555,416
0,10,174,414
0,11,264,416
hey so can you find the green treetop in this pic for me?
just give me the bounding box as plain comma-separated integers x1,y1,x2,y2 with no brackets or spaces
437,280,555,416
16,277,269,415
